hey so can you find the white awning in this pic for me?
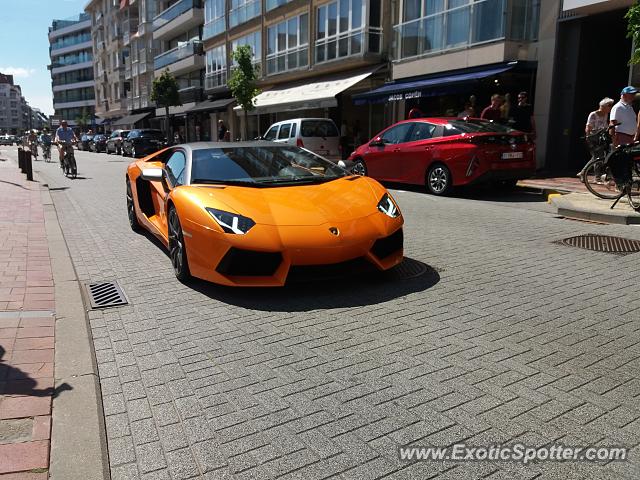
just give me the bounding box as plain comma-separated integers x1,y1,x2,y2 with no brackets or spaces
236,67,379,115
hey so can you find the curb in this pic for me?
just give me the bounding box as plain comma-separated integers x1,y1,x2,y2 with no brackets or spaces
39,175,111,480
550,195,640,225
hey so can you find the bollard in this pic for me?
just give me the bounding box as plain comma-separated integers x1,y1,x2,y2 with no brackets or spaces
18,147,24,172
24,150,33,181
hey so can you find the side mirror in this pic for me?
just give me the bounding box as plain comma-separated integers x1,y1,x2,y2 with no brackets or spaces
369,136,385,147
141,168,163,182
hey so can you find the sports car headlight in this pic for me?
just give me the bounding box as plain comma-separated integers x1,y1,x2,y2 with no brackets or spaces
377,193,400,218
206,208,255,235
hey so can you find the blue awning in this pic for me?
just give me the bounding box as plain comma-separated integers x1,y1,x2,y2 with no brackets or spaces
353,63,517,104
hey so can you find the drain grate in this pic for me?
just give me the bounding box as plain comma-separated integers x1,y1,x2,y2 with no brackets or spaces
558,234,640,255
84,281,128,309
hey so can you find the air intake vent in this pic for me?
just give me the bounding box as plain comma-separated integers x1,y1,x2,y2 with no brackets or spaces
84,281,129,309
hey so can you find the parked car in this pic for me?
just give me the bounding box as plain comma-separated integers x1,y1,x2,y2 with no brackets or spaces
78,134,94,151
262,118,340,160
0,135,14,146
122,129,166,158
348,118,536,195
90,134,107,153
106,129,130,155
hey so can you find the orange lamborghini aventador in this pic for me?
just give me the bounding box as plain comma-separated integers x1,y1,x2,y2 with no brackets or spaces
126,142,404,287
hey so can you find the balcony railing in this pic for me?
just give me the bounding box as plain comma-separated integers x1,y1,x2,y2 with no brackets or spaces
178,86,203,103
204,70,227,90
123,18,139,45
394,0,515,60
154,40,202,70
153,0,202,31
315,27,382,64
266,45,308,76
229,0,261,29
203,16,225,40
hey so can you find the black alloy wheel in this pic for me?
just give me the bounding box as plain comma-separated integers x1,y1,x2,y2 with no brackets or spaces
168,206,191,282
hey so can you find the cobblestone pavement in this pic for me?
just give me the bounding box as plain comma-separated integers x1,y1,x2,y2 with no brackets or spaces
11,146,640,479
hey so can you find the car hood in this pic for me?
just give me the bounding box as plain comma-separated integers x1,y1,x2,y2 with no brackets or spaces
182,176,386,226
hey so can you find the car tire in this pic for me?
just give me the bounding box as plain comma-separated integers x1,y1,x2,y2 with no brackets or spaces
126,178,142,232
426,163,453,196
168,205,191,282
131,146,137,158
352,158,367,176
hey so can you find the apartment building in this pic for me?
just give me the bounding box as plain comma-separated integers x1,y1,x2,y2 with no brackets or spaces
85,0,129,126
195,0,392,142
0,74,26,134
48,13,96,128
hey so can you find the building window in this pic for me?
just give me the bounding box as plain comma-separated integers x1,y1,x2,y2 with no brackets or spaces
316,0,382,63
266,14,309,75
231,30,261,71
396,0,515,60
204,0,225,40
266,0,291,11
229,0,261,28
205,44,227,90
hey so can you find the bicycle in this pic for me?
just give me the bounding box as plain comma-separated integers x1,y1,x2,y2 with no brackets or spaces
581,126,619,199
30,141,39,161
605,142,640,212
58,141,77,179
42,143,52,162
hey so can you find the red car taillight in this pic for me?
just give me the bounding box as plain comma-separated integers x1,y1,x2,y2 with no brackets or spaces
296,138,304,148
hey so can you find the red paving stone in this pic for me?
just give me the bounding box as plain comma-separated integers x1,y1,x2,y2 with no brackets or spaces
0,440,49,474
0,160,56,476
0,396,51,419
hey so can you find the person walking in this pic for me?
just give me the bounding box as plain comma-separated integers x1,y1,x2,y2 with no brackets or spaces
512,91,536,137
480,94,503,121
610,86,638,146
577,97,615,180
217,120,228,141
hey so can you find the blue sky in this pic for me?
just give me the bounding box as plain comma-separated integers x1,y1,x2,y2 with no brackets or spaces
0,0,88,116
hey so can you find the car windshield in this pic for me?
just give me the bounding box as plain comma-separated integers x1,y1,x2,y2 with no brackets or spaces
139,131,164,139
190,146,348,187
443,119,516,135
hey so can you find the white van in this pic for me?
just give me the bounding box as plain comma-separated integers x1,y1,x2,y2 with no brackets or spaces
262,118,340,160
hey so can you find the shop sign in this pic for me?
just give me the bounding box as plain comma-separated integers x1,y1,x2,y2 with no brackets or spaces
388,91,422,102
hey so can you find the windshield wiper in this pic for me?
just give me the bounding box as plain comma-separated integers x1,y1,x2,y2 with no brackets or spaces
259,177,336,185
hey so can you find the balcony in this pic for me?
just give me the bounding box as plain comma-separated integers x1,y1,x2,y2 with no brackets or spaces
204,70,227,91
153,0,204,41
178,86,203,103
50,39,93,56
315,27,382,65
203,16,225,40
229,0,260,29
123,18,139,45
393,0,537,61
266,45,308,76
154,40,204,76
125,57,132,79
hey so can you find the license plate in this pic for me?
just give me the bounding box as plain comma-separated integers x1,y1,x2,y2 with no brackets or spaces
502,152,523,159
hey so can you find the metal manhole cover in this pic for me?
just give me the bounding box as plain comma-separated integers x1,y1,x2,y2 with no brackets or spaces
385,258,431,280
558,234,640,255
84,281,128,309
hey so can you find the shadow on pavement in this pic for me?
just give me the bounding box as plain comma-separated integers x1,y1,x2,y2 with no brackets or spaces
0,346,73,398
189,257,441,312
382,182,547,203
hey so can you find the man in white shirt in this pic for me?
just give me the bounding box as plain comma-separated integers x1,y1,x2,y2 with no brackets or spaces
610,86,638,146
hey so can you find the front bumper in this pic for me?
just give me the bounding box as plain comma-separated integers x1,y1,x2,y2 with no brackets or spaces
183,214,404,287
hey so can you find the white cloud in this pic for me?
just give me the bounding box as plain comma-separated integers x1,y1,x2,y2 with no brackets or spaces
0,67,36,78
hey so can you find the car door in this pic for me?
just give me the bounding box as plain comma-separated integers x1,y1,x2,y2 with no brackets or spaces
150,149,186,236
400,122,438,184
362,123,414,181
107,131,117,151
274,123,292,145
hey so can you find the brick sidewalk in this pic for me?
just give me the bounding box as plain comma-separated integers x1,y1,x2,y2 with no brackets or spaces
0,154,55,479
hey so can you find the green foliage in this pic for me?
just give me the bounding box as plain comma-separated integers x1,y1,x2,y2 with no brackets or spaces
626,1,640,65
75,107,91,129
228,45,260,112
151,70,181,108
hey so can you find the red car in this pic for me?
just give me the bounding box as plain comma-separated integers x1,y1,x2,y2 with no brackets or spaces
348,118,536,195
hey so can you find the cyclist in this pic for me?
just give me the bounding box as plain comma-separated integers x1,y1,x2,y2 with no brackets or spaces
27,130,39,160
41,128,52,161
54,120,77,168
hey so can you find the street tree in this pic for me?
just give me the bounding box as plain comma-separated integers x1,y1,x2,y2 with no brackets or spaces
228,45,260,140
151,69,182,143
626,1,640,64
75,107,91,131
